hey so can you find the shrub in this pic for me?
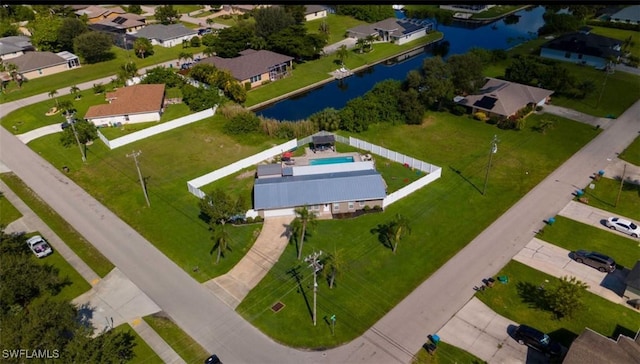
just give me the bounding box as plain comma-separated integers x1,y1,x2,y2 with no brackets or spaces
451,105,467,116
487,116,500,125
515,118,526,131
245,217,254,224
254,216,264,223
190,36,201,47
92,83,106,94
363,205,371,211
244,82,252,91
535,105,543,112
224,112,260,135
497,118,517,130
373,205,382,211
474,111,488,122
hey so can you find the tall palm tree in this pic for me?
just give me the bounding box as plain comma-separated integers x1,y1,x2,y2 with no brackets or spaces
388,214,411,254
356,38,366,54
336,45,349,67
327,246,347,289
178,51,193,65
211,222,232,264
69,85,81,100
365,35,376,52
291,206,317,260
48,89,59,108
6,63,21,88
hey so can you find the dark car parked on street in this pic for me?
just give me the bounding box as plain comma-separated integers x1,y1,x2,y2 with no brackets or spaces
572,250,616,273
514,324,562,357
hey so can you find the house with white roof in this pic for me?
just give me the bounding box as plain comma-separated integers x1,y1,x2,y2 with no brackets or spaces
609,5,640,25
132,24,198,48
347,18,433,45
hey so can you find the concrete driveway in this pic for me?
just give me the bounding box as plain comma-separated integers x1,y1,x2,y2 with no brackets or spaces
513,238,628,304
558,200,640,242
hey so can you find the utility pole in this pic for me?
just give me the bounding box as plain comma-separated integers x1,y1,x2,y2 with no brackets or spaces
615,164,626,207
305,251,323,326
127,150,151,207
482,134,499,195
67,112,85,162
596,61,614,109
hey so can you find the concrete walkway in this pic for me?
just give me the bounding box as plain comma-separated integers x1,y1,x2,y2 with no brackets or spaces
17,124,62,144
205,216,294,309
558,200,640,241
130,318,186,364
541,105,613,129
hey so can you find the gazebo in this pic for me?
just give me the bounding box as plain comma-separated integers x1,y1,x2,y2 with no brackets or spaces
312,134,335,152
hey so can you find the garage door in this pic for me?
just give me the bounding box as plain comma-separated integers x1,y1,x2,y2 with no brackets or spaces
263,208,296,218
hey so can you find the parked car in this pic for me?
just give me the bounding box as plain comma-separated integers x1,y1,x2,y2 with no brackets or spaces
572,250,616,272
605,217,639,238
26,235,53,258
204,354,221,364
514,324,562,356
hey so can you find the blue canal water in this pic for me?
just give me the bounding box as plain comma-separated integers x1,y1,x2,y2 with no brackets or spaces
256,6,547,121
309,156,355,165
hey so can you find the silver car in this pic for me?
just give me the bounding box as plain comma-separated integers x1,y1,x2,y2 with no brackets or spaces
605,217,639,238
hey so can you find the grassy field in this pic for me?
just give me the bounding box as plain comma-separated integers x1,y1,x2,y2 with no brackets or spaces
476,260,640,348
412,341,485,364
0,44,205,104
113,324,162,364
0,192,22,225
235,112,599,348
0,173,114,277
305,14,367,45
578,177,640,221
143,313,210,363
537,215,639,269
619,136,640,166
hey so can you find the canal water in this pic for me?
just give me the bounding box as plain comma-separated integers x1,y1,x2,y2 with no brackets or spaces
256,6,547,121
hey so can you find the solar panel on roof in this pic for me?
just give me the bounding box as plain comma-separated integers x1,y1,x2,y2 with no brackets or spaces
114,17,126,24
473,96,498,110
402,23,422,35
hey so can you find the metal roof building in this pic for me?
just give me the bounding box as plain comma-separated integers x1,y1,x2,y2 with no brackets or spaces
254,169,386,210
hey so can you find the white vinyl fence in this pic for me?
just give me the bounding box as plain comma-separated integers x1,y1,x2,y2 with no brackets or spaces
97,106,217,150
187,139,298,198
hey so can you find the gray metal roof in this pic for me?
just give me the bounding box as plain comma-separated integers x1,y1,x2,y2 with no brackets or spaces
257,164,281,177
133,24,197,42
611,5,640,23
254,169,386,210
0,36,33,56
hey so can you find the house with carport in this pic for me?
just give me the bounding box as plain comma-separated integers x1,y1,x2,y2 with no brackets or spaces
199,49,293,89
89,13,147,35
540,29,622,69
5,51,80,80
84,84,165,127
454,78,553,120
347,18,433,45
75,5,126,23
132,24,198,48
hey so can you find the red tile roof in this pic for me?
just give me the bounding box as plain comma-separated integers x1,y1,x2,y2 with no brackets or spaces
85,84,165,119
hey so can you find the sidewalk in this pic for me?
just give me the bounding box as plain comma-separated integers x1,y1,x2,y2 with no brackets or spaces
558,200,640,241
17,124,61,144
541,105,612,129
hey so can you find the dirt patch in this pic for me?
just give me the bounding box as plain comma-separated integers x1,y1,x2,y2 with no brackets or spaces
419,115,437,127
235,170,255,179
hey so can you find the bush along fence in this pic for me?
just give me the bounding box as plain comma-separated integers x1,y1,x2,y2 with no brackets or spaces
187,130,442,213
96,106,217,150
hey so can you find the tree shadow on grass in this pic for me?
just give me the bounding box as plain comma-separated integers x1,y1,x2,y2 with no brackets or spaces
370,223,392,251
516,281,551,312
449,166,482,194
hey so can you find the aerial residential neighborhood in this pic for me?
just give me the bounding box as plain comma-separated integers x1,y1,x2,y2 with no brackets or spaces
1,4,639,364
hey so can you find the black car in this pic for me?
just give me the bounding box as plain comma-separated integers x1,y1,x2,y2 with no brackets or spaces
514,324,562,356
204,354,221,364
572,250,616,273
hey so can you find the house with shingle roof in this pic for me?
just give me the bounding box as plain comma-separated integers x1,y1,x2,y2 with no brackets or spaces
89,13,147,34
348,18,433,45
132,24,198,48
454,78,553,120
563,327,640,364
75,5,126,23
5,51,80,80
610,5,640,25
304,5,328,21
540,31,622,69
85,84,165,127
199,49,293,89
0,35,34,61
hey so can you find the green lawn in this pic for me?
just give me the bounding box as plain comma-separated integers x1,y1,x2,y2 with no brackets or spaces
33,240,92,302
619,135,640,166
537,215,639,269
471,5,528,19
412,341,485,364
143,313,210,363
578,176,640,222
175,5,204,15
236,112,599,348
305,14,367,45
0,44,205,104
476,260,640,348
113,324,162,364
245,33,443,108
0,192,22,225
0,173,114,277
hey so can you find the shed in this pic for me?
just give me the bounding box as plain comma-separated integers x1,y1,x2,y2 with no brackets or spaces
312,134,335,151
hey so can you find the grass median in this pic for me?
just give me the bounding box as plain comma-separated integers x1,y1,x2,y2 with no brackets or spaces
0,192,22,225
412,341,485,364
619,135,640,166
578,176,640,221
143,313,210,363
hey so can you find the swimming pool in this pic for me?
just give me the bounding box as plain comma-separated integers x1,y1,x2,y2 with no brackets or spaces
309,156,355,165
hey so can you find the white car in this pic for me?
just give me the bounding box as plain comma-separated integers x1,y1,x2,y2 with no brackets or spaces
605,217,640,238
26,235,53,258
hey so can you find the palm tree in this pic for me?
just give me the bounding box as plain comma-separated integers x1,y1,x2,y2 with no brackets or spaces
318,20,330,37
336,45,349,67
211,222,232,264
6,63,21,88
388,214,411,254
69,85,81,100
179,51,193,65
365,35,376,52
206,17,215,26
356,38,366,54
48,89,59,108
58,99,74,116
326,246,347,289
291,206,318,260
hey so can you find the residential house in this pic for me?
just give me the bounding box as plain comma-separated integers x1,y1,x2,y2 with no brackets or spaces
89,13,147,35
254,160,386,218
609,5,640,25
84,84,165,127
454,78,553,120
132,24,198,48
199,49,293,89
0,36,34,61
5,51,80,80
439,5,495,13
563,327,640,364
75,5,126,23
230,5,270,14
540,31,622,69
347,18,433,45
304,5,328,22
624,260,640,302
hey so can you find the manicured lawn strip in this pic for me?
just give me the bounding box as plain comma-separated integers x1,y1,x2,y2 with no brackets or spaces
471,5,528,19
305,14,367,45
536,215,639,269
143,313,210,363
412,341,485,364
579,176,640,221
589,26,640,58
476,260,640,348
0,193,22,225
113,324,162,364
0,45,205,104
175,5,204,14
619,135,640,166
245,33,443,108
33,244,92,302
27,116,279,282
0,173,114,277
236,113,598,348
